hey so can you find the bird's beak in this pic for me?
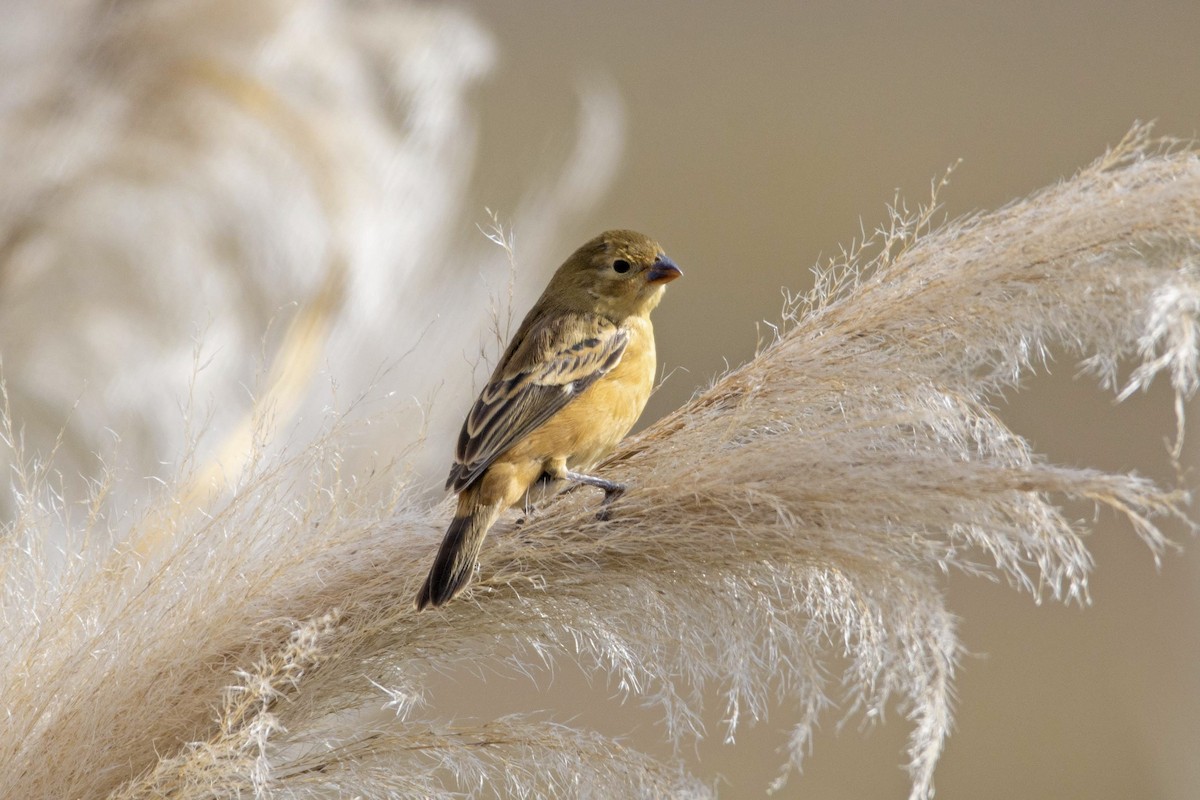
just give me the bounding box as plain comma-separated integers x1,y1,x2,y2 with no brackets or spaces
646,257,683,284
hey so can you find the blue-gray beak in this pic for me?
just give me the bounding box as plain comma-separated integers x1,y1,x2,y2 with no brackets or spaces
646,256,683,284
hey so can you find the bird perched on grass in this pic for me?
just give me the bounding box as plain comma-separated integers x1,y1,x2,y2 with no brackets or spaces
415,230,682,610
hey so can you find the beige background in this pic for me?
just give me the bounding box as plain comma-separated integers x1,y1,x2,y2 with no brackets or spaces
448,1,1200,797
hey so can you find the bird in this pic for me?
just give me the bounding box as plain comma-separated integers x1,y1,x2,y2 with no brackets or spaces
415,229,682,610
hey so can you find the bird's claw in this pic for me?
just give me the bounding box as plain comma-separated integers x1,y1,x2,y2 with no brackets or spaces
595,484,625,521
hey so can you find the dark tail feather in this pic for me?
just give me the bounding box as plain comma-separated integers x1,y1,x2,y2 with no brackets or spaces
415,509,492,610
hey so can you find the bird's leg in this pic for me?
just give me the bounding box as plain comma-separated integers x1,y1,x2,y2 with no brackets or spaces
562,469,626,520
562,469,625,499
516,471,557,525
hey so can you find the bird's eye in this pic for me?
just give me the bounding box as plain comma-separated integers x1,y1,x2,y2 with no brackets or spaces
612,259,631,274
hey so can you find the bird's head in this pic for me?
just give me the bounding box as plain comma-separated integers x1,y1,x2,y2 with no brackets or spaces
549,229,683,320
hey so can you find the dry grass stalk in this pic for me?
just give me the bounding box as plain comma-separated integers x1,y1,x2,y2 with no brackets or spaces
1,126,1197,798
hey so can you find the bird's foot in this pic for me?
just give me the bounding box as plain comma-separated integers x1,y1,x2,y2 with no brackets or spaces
559,469,626,521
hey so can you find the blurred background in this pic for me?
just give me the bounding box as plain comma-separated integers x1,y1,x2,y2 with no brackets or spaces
2,0,1198,796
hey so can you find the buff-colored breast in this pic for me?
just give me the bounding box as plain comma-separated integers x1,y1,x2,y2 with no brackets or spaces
504,315,656,474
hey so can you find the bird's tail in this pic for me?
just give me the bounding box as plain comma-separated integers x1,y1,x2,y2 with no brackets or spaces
415,501,500,610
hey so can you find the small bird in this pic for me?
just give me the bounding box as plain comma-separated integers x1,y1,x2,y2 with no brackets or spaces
415,230,682,610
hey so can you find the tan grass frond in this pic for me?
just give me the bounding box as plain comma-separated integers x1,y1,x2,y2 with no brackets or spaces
3,127,1198,799
108,611,342,800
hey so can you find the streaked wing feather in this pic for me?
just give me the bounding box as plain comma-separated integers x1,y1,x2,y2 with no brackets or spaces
446,320,628,492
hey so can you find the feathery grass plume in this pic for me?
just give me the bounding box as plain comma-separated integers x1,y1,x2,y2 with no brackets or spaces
2,125,1197,799
0,0,484,518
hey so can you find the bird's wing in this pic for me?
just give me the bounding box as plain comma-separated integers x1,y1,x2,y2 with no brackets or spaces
447,315,628,492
